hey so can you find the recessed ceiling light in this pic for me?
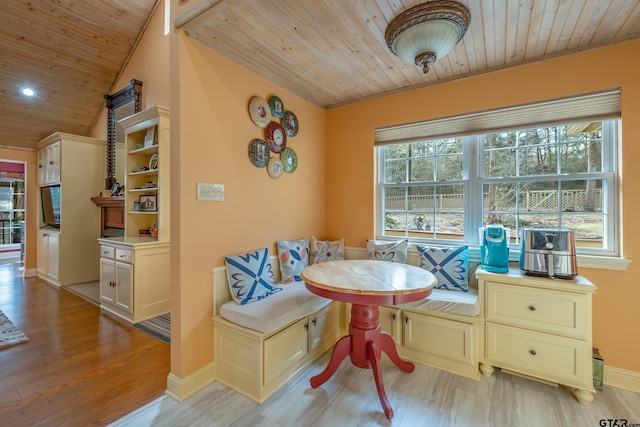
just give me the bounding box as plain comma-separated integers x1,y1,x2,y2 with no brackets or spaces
21,88,36,97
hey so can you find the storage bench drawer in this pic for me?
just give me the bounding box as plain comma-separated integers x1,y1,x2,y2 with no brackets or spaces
404,311,476,366
486,323,590,386
486,282,587,338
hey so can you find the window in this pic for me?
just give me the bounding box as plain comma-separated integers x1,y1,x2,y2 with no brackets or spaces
377,120,618,256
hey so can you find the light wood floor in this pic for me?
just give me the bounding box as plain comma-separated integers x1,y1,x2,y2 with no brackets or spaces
111,343,640,426
0,261,170,426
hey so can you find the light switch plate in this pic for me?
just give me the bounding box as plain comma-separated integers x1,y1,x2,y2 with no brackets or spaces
197,182,224,201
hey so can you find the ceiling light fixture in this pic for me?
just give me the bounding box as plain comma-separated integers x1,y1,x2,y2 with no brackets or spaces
385,0,471,74
21,87,36,97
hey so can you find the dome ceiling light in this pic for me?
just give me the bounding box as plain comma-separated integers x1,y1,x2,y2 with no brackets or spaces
385,0,471,74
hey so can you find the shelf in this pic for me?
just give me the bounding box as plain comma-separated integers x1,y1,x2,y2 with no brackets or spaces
128,145,158,155
128,211,158,215
129,187,158,192
128,169,158,176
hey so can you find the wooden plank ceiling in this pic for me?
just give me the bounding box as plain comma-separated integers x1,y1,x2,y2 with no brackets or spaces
0,0,158,150
2,0,640,151
176,0,640,108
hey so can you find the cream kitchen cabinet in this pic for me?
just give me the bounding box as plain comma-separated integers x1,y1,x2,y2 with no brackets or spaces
477,267,597,405
36,229,60,283
99,246,133,313
98,238,170,323
37,140,61,185
36,133,104,287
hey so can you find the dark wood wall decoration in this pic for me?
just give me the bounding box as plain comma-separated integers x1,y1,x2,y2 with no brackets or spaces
104,79,143,190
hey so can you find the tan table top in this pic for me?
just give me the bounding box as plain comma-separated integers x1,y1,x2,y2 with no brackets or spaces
301,260,436,300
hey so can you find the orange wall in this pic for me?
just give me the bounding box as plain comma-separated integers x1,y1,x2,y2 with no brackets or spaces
170,32,326,376
0,149,37,270
325,39,640,373
90,2,170,141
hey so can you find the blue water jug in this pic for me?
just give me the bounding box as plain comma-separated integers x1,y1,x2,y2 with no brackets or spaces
480,225,510,273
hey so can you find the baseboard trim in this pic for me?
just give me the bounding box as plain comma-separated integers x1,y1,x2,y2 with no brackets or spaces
165,361,216,402
604,365,640,393
23,268,37,277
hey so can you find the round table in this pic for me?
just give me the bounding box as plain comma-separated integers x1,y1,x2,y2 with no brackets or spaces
301,260,437,419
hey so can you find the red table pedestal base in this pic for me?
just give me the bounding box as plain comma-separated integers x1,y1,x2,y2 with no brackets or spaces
310,304,415,419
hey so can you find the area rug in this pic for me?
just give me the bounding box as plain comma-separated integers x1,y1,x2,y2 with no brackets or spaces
0,309,29,349
132,313,170,344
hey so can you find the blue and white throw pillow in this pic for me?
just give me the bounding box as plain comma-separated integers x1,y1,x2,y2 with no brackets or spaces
225,247,282,305
277,238,309,284
309,236,344,264
366,239,408,263
417,245,469,292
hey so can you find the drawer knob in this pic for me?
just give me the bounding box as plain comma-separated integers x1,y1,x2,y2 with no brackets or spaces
528,305,536,312
529,349,537,356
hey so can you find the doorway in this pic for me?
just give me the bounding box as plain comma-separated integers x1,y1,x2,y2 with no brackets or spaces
0,161,26,266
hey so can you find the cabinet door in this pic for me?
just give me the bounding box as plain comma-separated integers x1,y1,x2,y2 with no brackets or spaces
100,258,116,305
46,142,61,183
36,230,47,275
379,306,401,343
115,262,133,314
309,302,341,355
37,149,46,185
46,231,60,281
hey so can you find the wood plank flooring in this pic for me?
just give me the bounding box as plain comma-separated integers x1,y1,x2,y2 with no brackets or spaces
0,262,170,426
110,347,640,427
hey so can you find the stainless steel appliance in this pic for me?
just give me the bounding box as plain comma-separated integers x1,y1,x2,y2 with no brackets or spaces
519,228,578,279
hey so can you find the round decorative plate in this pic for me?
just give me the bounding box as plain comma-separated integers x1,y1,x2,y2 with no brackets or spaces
268,95,284,119
265,121,287,153
148,153,158,170
267,157,283,179
248,138,270,168
249,96,271,127
280,147,298,173
281,110,299,137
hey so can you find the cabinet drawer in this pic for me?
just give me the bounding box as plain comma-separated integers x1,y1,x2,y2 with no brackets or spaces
115,249,133,264
486,323,591,388
486,282,587,338
100,245,115,259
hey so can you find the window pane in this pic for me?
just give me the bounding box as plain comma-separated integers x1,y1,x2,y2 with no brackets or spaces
384,187,405,211
483,140,516,177
560,179,603,213
484,182,517,213
519,145,557,176
520,127,557,146
435,213,464,239
518,181,559,212
384,159,406,183
519,213,559,229
409,157,434,182
560,140,602,174
562,214,604,249
436,154,463,180
384,144,407,160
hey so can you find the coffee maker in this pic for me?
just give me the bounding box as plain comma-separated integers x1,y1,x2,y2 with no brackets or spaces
480,225,510,273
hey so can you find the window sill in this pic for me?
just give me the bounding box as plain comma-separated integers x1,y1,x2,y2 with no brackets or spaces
465,247,631,271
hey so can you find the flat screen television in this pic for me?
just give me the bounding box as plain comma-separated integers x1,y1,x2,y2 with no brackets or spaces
41,185,61,228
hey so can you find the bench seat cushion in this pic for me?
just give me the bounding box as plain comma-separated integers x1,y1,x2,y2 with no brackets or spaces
220,281,332,334
396,286,479,316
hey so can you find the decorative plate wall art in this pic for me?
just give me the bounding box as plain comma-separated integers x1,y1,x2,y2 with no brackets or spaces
268,96,284,119
249,96,271,127
281,147,298,173
248,94,301,179
281,110,299,137
248,138,270,168
267,157,284,179
265,121,287,153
